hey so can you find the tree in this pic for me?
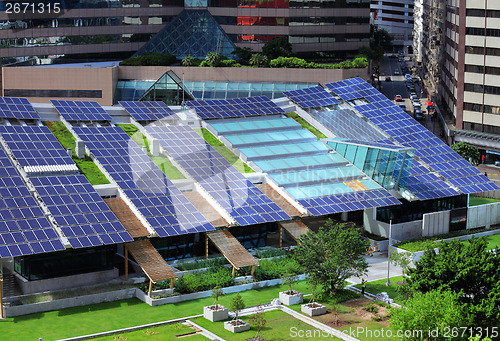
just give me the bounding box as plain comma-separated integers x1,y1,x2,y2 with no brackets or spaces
281,262,299,294
371,26,393,52
249,53,269,67
262,36,292,60
249,305,267,340
389,289,472,341
406,237,500,327
232,47,252,65
229,294,245,320
182,55,193,66
292,220,369,298
205,52,223,67
451,142,480,165
390,252,413,281
211,285,224,310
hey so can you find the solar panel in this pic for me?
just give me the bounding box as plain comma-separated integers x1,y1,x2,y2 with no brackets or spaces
298,188,401,216
73,126,215,236
119,101,179,121
31,174,133,249
51,100,112,122
311,106,387,141
0,125,76,170
283,86,340,109
0,147,65,258
0,97,40,120
145,125,291,225
325,78,499,196
186,96,285,119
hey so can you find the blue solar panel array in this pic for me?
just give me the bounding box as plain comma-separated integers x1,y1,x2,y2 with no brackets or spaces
0,147,65,258
119,101,179,121
283,86,340,109
298,188,401,216
74,126,215,236
405,161,460,200
0,97,40,120
145,125,291,225
51,100,112,121
0,125,74,168
31,175,133,249
325,78,499,197
186,96,285,119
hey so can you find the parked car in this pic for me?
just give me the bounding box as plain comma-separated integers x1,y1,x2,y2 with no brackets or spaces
410,93,418,101
385,76,392,82
399,103,406,110
394,70,400,75
395,95,403,102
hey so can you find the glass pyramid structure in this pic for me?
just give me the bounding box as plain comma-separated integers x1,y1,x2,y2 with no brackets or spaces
140,71,195,105
133,10,236,59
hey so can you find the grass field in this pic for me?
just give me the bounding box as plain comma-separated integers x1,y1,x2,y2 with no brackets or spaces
353,276,404,304
191,309,342,341
195,128,254,173
116,124,185,179
285,112,326,139
43,121,109,185
0,281,313,341
93,322,205,341
469,196,500,206
485,233,500,250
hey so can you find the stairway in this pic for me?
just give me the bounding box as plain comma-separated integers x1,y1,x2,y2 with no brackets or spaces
2,270,23,298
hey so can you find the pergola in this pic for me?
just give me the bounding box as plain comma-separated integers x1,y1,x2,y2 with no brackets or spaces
279,221,309,247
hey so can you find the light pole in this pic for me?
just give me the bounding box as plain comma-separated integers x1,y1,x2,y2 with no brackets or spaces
385,219,392,286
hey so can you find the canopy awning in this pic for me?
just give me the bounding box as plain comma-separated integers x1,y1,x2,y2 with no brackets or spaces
279,220,309,247
104,198,150,238
125,240,177,293
206,230,258,275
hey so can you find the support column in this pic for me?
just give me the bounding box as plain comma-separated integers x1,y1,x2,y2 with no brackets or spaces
170,278,174,289
148,280,153,296
251,265,255,277
279,226,283,248
125,247,129,281
0,274,3,319
231,266,235,276
205,234,209,259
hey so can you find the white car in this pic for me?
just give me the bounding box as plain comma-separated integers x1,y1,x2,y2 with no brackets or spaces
394,70,400,75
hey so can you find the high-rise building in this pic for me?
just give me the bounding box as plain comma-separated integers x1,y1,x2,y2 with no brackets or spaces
0,0,371,63
370,0,414,53
441,0,500,138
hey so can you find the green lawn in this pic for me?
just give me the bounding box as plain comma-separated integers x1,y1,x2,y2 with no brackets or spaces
93,322,204,341
485,233,500,250
469,196,500,206
191,309,342,341
116,124,185,179
0,281,313,341
43,121,110,185
353,276,404,304
195,128,254,173
285,112,326,139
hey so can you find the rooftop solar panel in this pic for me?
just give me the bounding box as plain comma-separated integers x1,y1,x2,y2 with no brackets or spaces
0,125,75,169
51,100,112,122
31,174,133,249
73,126,215,236
0,147,65,258
0,97,40,120
186,96,285,120
283,86,340,109
119,101,179,121
325,78,499,196
145,125,291,225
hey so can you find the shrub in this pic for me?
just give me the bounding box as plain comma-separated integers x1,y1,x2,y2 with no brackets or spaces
174,267,234,294
255,248,286,259
120,52,177,66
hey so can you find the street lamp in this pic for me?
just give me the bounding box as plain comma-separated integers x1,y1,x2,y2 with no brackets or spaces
385,219,392,286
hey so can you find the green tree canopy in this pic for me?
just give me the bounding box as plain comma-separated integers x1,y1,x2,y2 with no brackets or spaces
119,52,177,66
232,47,252,65
262,36,292,60
389,289,472,341
406,237,500,327
451,142,480,165
249,53,269,67
292,220,369,298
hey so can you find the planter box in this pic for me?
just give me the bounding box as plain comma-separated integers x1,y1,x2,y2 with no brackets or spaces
203,305,228,322
279,291,303,306
224,319,250,333
301,303,326,316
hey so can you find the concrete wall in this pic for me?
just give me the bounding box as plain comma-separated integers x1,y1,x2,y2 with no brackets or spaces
17,268,119,295
118,66,370,85
467,202,500,229
363,208,423,241
1,66,117,105
422,210,450,237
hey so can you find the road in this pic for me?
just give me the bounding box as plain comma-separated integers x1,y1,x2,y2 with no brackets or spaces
377,56,442,137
